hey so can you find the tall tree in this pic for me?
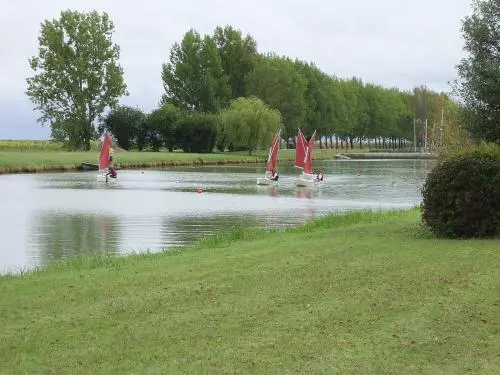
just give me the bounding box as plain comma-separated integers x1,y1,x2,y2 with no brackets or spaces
294,61,335,143
26,10,127,150
453,0,500,143
245,54,307,145
213,25,258,99
161,29,230,113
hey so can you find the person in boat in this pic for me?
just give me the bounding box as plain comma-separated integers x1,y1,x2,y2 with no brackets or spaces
316,169,324,181
105,166,117,182
270,168,279,181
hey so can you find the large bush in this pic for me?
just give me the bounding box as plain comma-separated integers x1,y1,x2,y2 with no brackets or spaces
140,104,180,151
421,152,500,238
101,105,145,150
176,113,217,153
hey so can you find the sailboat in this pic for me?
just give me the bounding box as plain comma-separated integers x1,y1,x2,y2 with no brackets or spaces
257,130,281,185
295,130,320,187
96,132,115,183
295,128,307,171
295,128,310,177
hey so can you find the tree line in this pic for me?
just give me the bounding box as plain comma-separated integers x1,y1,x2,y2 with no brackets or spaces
25,3,500,152
105,25,461,153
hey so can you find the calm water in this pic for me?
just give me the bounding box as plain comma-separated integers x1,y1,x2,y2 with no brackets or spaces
0,159,433,273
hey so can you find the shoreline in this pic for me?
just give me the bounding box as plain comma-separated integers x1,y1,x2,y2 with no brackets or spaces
0,152,336,175
0,158,267,175
0,150,436,176
335,152,437,160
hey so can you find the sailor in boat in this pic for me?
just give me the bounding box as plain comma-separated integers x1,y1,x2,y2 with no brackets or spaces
105,166,117,182
315,169,324,182
270,168,279,181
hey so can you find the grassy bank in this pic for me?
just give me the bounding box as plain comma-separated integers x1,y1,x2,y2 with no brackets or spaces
1,209,499,374
343,152,437,160
0,148,337,174
0,139,103,152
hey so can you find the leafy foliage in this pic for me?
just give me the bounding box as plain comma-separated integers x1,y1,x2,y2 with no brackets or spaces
453,0,500,143
26,10,127,150
176,113,217,153
217,96,282,154
141,103,180,151
101,106,145,150
161,29,230,112
213,25,258,99
421,152,500,238
245,54,307,144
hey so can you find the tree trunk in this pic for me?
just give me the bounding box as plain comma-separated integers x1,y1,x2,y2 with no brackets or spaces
82,121,92,151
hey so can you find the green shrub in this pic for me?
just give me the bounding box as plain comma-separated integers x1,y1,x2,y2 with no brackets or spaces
421,152,500,238
176,113,217,153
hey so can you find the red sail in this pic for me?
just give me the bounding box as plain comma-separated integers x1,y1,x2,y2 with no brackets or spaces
303,130,316,175
295,129,307,169
266,131,281,172
99,132,111,170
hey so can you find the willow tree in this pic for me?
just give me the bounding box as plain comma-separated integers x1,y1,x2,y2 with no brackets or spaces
26,10,127,150
217,96,282,154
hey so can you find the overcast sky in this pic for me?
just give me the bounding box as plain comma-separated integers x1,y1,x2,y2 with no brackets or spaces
0,0,473,139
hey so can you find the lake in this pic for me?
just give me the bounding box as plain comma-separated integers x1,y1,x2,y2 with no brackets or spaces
0,159,434,274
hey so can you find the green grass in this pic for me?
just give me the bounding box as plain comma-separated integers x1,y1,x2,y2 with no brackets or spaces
0,148,338,174
1,209,499,374
0,139,368,152
0,139,103,151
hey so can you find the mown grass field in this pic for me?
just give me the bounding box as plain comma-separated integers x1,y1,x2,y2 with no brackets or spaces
1,209,499,374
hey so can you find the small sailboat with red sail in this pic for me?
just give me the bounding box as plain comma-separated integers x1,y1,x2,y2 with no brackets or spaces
295,130,321,187
257,130,281,185
96,132,116,183
295,128,307,171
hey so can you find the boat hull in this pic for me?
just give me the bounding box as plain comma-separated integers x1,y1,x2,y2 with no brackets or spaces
257,177,277,186
81,162,99,170
295,175,322,188
97,171,118,184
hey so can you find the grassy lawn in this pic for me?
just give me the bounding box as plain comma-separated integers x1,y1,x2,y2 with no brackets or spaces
1,209,499,374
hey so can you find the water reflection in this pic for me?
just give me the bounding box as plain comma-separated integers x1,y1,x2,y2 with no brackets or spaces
30,213,121,263
256,185,278,197
296,187,313,199
160,214,265,248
